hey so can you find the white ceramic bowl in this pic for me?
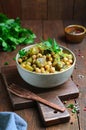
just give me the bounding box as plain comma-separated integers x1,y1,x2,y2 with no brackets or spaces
16,44,76,88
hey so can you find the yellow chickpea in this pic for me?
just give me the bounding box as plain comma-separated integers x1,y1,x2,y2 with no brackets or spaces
21,63,26,68
18,58,22,63
27,62,31,66
50,67,55,73
35,68,41,73
45,64,50,71
66,61,70,65
37,53,42,58
63,57,68,63
41,67,45,73
68,59,73,64
49,57,53,62
47,61,52,66
32,55,37,59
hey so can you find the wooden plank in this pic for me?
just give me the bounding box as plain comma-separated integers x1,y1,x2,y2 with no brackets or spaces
0,74,12,111
16,108,46,130
73,0,86,20
21,0,47,20
21,20,42,43
46,100,79,130
77,90,86,130
48,0,74,20
63,20,86,130
38,97,70,126
0,46,21,72
63,20,86,87
43,20,67,46
0,0,21,19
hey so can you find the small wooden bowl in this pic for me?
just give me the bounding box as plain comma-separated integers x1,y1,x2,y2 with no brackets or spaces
65,25,86,43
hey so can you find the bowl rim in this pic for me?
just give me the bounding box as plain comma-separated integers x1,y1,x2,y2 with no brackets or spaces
65,24,86,36
16,44,76,76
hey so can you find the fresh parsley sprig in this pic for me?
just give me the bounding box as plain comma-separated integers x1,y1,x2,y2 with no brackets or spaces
42,38,61,53
0,13,36,52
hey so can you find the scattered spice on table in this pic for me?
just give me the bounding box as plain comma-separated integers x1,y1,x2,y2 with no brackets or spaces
83,107,86,111
67,103,80,113
78,74,85,79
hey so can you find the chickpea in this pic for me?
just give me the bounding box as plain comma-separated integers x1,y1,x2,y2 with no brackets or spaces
50,67,55,73
47,61,52,66
18,43,73,73
66,61,70,65
60,68,65,72
27,62,31,66
32,55,37,59
49,57,53,62
43,55,46,59
18,58,22,63
63,57,68,63
37,53,42,58
35,68,41,73
41,67,45,73
32,59,36,63
32,64,37,70
21,63,26,68
45,64,50,71
68,59,73,64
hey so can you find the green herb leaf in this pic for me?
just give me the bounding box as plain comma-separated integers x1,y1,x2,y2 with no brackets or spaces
0,13,36,52
43,38,61,53
13,57,16,61
67,104,77,113
4,62,9,65
19,49,26,57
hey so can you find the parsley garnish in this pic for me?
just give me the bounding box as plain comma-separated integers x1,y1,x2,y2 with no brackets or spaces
0,13,36,52
18,49,27,57
67,104,78,113
42,38,61,53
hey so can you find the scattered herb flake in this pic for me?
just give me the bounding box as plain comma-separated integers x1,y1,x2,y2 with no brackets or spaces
13,57,16,61
19,49,27,57
67,103,79,113
4,62,9,65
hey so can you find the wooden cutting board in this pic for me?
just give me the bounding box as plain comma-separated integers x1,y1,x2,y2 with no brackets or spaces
1,66,79,126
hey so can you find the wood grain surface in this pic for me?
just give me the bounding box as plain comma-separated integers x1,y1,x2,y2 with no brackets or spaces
0,0,86,20
0,20,86,130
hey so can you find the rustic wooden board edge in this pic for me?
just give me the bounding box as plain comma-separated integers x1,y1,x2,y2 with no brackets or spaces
1,70,35,110
37,97,70,126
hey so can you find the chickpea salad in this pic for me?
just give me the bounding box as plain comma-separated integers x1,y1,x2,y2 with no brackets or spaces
18,39,74,74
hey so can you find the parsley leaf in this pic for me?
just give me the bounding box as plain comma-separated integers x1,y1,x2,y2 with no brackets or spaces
43,38,61,53
19,49,27,57
0,13,36,52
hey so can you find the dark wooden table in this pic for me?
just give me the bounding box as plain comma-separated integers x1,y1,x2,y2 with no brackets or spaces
0,20,86,130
